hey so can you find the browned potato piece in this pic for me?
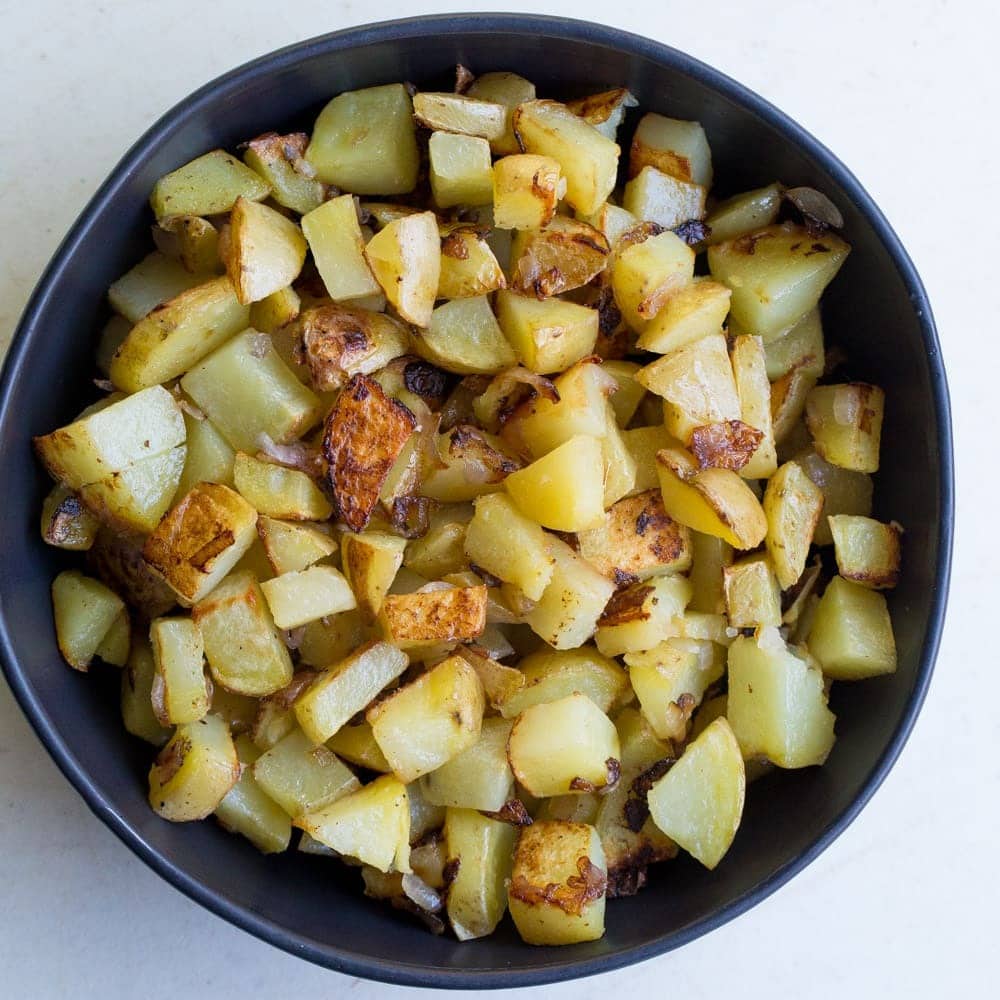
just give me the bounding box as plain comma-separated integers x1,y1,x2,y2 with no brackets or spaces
566,88,637,140
438,225,507,300
421,425,521,503
689,420,764,472
152,214,221,275
379,586,487,650
576,490,692,586
322,373,416,532
763,461,824,590
508,821,607,945
364,212,441,327
510,217,610,298
296,304,409,391
771,363,819,444
223,196,307,305
40,485,100,551
805,383,885,473
342,531,407,621
242,131,327,215
629,113,713,186
412,92,506,139
143,483,259,606
828,515,901,589
492,154,565,230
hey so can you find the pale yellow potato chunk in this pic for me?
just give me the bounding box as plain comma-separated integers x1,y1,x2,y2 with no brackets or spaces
466,71,536,155
805,383,885,473
413,92,506,139
108,250,205,323
723,553,782,628
647,717,744,869
257,517,336,576
429,132,494,208
421,717,514,812
150,149,270,220
260,564,356,630
365,212,441,327
624,165,707,229
224,197,307,305
492,153,564,229
495,291,598,373
636,278,731,353
629,113,713,187
730,333,778,479
705,183,782,245
233,452,332,521
594,573,693,658
418,297,515,375
301,194,381,301
215,735,292,853
763,460,825,590
828,515,901,589
51,570,125,671
611,229,695,330
341,531,406,621
150,617,210,725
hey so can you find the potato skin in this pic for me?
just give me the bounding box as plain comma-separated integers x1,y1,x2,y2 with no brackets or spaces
322,373,417,531
689,420,764,472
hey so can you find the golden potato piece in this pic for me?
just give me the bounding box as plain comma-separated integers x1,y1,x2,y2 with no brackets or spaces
341,531,406,621
495,291,599,374
260,564,357,630
51,570,126,672
629,113,713,187
234,453,332,521
242,131,327,216
624,165,707,230
322,373,416,532
611,228,694,331
492,153,565,230
152,216,222,276
378,586,487,648
143,483,258,606
828,515,901,589
647,717,744,869
40,485,100,551
635,277,731,354
805,382,885,473
689,420,764,472
594,573,692,658
730,333,778,479
150,616,210,725
723,552,782,628
421,717,514,813
508,821,607,945
223,196,307,305
465,71,536,155
215,735,293,853
150,150,270,220
413,92,506,139
763,460,825,590
301,193,381,301
566,88,637,140
367,654,485,782
418,297,515,375
421,425,521,504
437,224,508,300
705,183,782,245
365,212,441,328
577,490,692,586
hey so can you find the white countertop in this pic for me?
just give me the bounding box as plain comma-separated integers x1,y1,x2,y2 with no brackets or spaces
1,1,992,995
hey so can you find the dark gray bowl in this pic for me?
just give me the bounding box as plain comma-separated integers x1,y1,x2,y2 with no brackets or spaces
0,13,952,989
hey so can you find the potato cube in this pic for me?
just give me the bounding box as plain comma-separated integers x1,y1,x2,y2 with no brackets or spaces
242,131,326,215
35,385,186,491
293,640,408,745
192,569,293,696
526,535,616,650
181,330,323,453
215,735,292,853
629,113,713,187
414,92,506,139
602,360,646,426
724,553,782,628
656,446,768,549
301,193,381,301
260,565,356,630
150,617,210,725
622,425,676,494
492,154,564,230
508,693,620,798
428,132,494,208
727,632,837,767
505,435,605,532
807,575,896,679
611,229,695,330
705,183,782,245
364,212,440,328
495,291,599,373
508,821,607,945
403,521,468,580
148,713,240,821
150,149,270,220
143,482,258,605
513,100,619,216
109,277,250,393
498,647,629,719
421,717,514,812
444,808,517,940
108,251,205,324
306,84,419,194
805,383,885,473
418,297,515,375
466,71,536,154
635,333,740,442
437,224,507,300
647,717,744,869
636,278,731,354
297,775,410,872
828,515,901,589
577,490,692,585
257,517,336,575
378,586,487,651
121,637,171,746
368,654,485,782
595,573,692,657
51,570,125,671
585,203,639,248
252,728,360,816
624,165,707,229
341,531,406,621
233,453,332,521
771,364,819,445
708,223,851,340
223,197,307,305
40,485,100,551
464,493,554,601
510,217,610,298
763,460,824,590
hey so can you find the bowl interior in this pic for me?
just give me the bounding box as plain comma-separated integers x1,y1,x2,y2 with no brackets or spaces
0,15,950,988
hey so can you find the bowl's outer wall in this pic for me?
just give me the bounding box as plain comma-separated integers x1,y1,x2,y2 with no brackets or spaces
0,15,950,989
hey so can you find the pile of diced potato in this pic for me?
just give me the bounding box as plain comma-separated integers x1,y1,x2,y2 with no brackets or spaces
34,68,900,947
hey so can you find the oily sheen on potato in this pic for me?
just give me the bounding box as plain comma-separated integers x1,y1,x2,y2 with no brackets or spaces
35,63,900,948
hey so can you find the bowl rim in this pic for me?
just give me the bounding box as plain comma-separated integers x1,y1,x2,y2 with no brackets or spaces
0,12,953,989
